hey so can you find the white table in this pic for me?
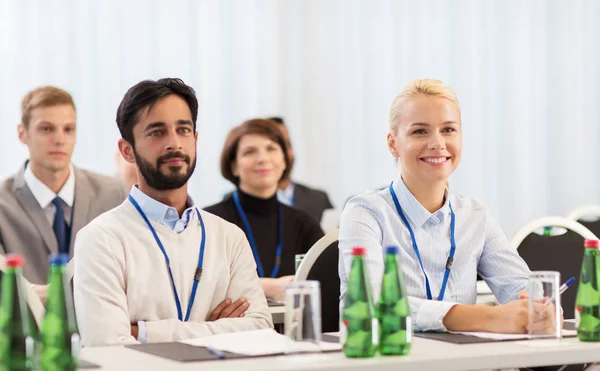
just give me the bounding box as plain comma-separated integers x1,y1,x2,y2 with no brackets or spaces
80,335,600,370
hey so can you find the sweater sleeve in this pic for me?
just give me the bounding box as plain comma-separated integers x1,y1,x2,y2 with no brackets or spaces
74,224,139,346
144,229,273,342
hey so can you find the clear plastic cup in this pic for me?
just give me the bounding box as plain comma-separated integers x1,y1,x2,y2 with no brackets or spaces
284,280,322,353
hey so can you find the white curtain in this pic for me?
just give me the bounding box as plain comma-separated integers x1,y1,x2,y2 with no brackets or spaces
0,0,599,235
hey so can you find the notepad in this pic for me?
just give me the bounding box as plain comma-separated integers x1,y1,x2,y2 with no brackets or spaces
181,328,341,356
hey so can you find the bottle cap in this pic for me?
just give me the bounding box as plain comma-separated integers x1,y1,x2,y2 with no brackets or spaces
5,254,24,268
385,246,399,255
352,246,366,256
49,253,69,266
584,239,600,248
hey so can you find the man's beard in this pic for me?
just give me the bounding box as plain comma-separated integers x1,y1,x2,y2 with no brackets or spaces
134,150,196,191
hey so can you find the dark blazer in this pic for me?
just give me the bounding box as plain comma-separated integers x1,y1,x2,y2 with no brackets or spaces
0,163,128,283
292,182,333,224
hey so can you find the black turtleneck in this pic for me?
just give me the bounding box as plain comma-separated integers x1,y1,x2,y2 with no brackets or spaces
204,189,324,278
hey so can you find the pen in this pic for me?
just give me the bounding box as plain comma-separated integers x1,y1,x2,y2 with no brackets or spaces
207,347,226,359
544,277,575,307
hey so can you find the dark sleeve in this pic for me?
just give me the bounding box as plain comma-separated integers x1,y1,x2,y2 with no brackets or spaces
222,191,234,201
322,192,334,209
203,200,230,220
203,203,221,216
300,213,325,253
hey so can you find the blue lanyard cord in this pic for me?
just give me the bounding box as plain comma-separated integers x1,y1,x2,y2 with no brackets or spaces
233,192,283,278
388,183,456,301
128,195,206,322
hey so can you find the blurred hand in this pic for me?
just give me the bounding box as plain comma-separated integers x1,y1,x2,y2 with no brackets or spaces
131,324,139,339
518,290,528,300
32,284,48,303
529,300,565,335
261,275,294,302
209,298,249,321
519,289,564,334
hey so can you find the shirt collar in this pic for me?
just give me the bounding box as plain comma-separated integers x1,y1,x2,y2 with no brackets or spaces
277,182,295,206
24,162,75,208
391,176,450,229
129,185,195,226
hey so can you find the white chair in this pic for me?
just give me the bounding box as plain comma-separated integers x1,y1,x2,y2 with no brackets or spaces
566,205,600,222
294,229,340,332
511,216,597,249
294,229,339,281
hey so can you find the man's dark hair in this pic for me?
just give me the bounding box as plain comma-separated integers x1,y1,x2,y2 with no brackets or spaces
116,78,198,146
267,116,284,125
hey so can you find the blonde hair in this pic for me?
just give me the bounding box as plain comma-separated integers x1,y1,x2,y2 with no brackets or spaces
389,79,459,134
21,86,76,129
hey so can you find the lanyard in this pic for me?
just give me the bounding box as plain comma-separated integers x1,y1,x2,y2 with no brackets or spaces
233,191,283,278
388,183,456,301
128,195,206,322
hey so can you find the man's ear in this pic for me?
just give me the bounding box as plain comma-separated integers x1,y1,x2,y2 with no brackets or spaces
18,123,28,145
118,139,136,164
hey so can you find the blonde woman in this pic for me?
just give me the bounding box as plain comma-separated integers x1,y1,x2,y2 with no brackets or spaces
339,79,555,334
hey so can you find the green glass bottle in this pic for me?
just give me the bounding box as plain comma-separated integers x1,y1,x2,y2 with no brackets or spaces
378,246,411,355
576,239,600,341
40,254,79,371
0,254,35,371
341,246,377,358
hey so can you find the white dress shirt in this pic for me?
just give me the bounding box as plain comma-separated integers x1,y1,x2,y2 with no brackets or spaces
338,176,531,332
277,182,295,206
24,163,75,226
129,186,195,234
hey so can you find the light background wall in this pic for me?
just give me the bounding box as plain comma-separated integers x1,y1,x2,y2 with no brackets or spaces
0,0,599,235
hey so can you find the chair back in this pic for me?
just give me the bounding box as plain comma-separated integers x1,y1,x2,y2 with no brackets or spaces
567,205,600,244
511,216,597,318
294,230,340,332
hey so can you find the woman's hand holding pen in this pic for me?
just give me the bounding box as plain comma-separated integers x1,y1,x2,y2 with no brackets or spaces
518,290,564,335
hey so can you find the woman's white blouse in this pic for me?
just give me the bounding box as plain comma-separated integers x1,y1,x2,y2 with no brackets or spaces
338,177,531,331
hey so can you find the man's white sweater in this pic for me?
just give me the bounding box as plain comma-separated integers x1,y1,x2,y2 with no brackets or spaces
73,200,273,346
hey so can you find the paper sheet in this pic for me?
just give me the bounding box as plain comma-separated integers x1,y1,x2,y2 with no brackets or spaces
451,329,577,340
181,329,341,356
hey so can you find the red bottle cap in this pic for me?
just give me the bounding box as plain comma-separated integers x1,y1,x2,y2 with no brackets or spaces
352,246,366,256
5,254,24,268
584,239,600,248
